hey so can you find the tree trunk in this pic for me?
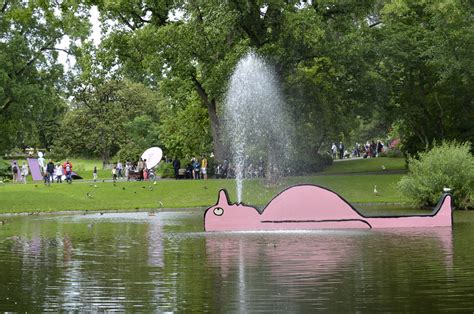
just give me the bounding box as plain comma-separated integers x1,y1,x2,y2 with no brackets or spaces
191,75,227,162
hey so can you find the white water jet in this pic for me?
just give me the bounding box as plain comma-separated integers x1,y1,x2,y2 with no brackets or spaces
224,51,293,203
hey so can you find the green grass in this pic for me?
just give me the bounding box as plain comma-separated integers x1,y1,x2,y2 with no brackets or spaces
0,173,408,214
321,157,406,174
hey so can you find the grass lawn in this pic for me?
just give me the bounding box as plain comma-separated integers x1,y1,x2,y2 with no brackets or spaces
0,173,408,214
321,157,406,174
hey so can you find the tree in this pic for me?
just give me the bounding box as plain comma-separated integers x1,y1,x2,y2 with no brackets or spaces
0,0,91,153
54,79,162,166
95,0,382,162
368,0,474,154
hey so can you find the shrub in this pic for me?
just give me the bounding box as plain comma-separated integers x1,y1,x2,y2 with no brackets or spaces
379,149,404,158
0,158,11,178
156,162,174,178
398,141,474,209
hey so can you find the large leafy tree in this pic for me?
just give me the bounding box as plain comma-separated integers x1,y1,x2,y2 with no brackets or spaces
368,0,474,154
54,79,162,166
94,0,381,161
0,0,90,153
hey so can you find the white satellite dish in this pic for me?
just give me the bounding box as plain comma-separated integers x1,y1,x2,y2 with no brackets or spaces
141,147,163,169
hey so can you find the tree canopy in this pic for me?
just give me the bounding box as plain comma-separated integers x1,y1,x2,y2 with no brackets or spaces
1,0,472,162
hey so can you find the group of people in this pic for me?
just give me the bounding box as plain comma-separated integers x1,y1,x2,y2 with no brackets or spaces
42,159,74,185
10,161,29,184
172,156,208,180
11,158,73,185
108,159,155,182
169,156,265,180
331,140,385,160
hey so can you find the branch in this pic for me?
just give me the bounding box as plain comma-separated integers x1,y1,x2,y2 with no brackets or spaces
1,97,12,112
45,47,72,54
190,74,209,105
1,0,8,13
117,12,137,31
15,37,60,77
369,21,383,28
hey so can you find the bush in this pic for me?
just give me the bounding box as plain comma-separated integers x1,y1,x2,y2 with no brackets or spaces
0,158,11,178
398,141,474,209
378,149,403,158
156,162,174,178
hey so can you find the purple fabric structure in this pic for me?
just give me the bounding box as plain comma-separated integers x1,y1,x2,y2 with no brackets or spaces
27,158,43,181
10,160,22,181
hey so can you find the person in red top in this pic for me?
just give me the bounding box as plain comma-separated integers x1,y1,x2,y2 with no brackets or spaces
63,160,73,184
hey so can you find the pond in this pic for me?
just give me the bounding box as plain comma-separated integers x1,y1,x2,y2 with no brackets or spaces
1,210,474,312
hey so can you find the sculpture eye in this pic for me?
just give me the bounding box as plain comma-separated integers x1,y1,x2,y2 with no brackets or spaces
213,207,224,216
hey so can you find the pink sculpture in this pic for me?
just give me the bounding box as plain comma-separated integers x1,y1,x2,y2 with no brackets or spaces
204,184,453,231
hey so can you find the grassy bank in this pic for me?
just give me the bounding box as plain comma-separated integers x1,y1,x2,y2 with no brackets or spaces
0,173,407,214
321,157,406,174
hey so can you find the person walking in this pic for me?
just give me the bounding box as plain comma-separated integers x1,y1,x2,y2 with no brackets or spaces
201,156,208,180
222,159,229,179
112,166,117,182
21,162,28,184
56,164,63,183
63,159,73,184
173,157,181,180
125,161,131,181
338,142,345,159
46,160,55,184
11,161,19,183
331,143,338,159
93,166,98,182
192,158,200,179
117,161,123,179
137,158,144,181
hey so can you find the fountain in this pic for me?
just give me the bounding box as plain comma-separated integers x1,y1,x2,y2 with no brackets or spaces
224,51,293,203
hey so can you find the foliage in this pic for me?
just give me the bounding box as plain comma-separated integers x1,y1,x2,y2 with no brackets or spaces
0,0,90,154
157,98,213,159
156,162,174,179
54,80,162,166
378,149,403,158
0,158,11,178
289,152,333,175
369,0,474,155
398,141,474,209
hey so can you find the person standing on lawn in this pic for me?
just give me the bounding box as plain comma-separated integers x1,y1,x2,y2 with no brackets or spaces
46,160,55,184
63,159,73,184
201,156,208,180
173,157,181,180
21,162,28,184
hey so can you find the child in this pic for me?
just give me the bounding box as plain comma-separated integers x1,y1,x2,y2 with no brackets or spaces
112,166,117,182
21,162,28,184
56,164,63,183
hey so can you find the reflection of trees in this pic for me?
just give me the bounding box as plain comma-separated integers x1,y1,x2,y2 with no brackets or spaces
205,229,454,311
0,214,222,312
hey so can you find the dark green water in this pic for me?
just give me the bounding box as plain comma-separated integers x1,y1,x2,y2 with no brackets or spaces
1,211,474,312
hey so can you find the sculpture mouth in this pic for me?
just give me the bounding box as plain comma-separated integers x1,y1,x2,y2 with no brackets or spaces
261,219,372,228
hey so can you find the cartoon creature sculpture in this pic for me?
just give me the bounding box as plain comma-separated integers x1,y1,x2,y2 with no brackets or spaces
204,185,453,232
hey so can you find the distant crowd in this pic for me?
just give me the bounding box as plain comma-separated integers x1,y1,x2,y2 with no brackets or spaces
10,158,74,185
330,140,385,160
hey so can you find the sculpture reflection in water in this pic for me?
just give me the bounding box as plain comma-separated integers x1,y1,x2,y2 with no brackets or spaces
205,227,453,302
